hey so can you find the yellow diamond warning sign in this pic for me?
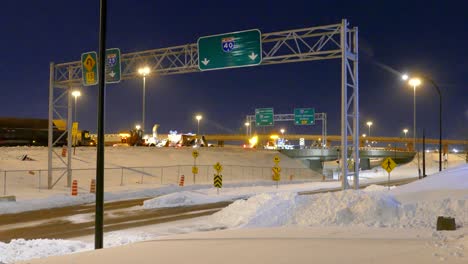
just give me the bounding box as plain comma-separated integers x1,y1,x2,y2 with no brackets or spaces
381,157,397,173
81,51,98,86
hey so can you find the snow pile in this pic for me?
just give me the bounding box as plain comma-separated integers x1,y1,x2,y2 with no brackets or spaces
363,184,395,192
0,239,89,263
212,190,468,229
212,193,297,228
293,191,401,227
143,191,235,209
392,164,468,194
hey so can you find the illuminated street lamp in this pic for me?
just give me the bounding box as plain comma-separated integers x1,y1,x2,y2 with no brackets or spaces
195,115,202,135
403,128,408,139
244,122,250,136
138,67,151,134
135,124,141,130
362,134,366,138
280,128,285,136
71,90,81,122
407,77,421,151
403,73,443,172
366,121,373,137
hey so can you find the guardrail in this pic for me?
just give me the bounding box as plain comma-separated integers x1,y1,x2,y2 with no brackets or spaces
0,164,320,196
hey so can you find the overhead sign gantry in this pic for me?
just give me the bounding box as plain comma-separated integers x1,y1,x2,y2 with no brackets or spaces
48,19,359,190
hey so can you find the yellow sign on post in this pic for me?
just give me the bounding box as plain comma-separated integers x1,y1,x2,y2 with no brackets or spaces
71,122,79,137
192,166,198,174
213,162,223,173
381,157,397,173
192,150,199,159
273,156,280,164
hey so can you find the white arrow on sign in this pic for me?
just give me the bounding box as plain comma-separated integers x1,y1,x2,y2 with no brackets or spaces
202,58,210,66
248,52,258,60
109,71,116,78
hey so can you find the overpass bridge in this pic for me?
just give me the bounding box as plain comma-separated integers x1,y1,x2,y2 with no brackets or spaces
204,134,468,152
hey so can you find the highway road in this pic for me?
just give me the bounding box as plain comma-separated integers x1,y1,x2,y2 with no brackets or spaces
0,177,418,242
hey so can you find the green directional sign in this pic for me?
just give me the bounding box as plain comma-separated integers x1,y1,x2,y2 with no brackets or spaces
105,48,121,83
81,52,98,86
294,108,315,125
255,108,274,126
198,29,262,71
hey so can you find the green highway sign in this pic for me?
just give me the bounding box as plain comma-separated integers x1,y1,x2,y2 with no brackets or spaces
198,29,262,71
81,52,98,86
294,108,315,125
105,48,121,83
255,108,274,126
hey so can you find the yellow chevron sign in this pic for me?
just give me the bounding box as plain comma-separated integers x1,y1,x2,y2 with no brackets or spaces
214,174,222,188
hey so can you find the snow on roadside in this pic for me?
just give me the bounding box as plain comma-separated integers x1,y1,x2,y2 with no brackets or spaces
142,191,240,209
0,239,89,264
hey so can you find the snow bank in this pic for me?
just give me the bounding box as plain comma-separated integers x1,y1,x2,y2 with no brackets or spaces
392,164,468,194
0,239,89,263
212,190,468,229
143,191,237,209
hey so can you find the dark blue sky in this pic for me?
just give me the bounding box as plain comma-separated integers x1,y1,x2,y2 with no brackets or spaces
1,0,467,139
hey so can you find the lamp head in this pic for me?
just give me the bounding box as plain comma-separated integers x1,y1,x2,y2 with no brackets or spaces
138,67,150,76
408,78,421,87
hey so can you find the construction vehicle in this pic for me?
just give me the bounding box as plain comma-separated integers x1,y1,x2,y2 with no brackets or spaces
75,130,95,146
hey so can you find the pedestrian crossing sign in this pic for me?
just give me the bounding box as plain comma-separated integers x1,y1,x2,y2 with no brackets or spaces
381,157,397,173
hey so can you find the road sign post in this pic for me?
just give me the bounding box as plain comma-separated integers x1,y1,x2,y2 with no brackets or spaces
272,156,281,188
192,150,199,184
381,157,397,190
105,48,121,83
213,162,223,194
198,29,262,71
294,108,315,125
255,108,274,126
81,52,98,86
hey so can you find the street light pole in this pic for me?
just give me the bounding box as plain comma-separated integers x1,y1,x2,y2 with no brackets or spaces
195,115,202,135
424,77,443,172
138,67,150,135
408,78,421,178
142,75,146,134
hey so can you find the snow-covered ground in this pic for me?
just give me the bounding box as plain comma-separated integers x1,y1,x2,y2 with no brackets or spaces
1,159,466,263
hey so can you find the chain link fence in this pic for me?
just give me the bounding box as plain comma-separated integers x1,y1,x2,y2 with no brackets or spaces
0,164,320,196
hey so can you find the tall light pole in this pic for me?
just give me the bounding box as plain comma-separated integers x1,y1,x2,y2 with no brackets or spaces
280,128,285,136
138,67,150,134
71,90,81,122
403,74,442,171
366,121,373,137
195,115,202,135
244,122,250,137
408,78,421,150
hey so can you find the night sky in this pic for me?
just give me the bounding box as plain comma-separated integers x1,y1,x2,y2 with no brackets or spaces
1,1,467,140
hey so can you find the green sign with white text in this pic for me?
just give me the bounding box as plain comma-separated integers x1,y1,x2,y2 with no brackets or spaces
198,29,262,71
255,108,274,126
294,108,315,125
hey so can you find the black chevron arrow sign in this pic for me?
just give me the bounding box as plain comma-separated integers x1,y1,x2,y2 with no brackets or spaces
213,174,223,188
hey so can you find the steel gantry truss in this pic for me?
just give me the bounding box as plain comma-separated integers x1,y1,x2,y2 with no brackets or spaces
48,19,359,190
245,113,327,147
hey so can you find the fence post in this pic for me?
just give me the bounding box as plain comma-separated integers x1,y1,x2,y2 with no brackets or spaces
120,168,124,186
38,170,42,191
3,171,6,195
160,167,163,185
140,168,144,184
177,166,180,184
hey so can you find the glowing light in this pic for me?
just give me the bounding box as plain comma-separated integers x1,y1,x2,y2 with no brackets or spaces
138,67,150,76
270,134,279,140
195,115,202,121
401,74,409,81
409,78,421,87
249,135,258,148
135,125,141,130
72,90,81,98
